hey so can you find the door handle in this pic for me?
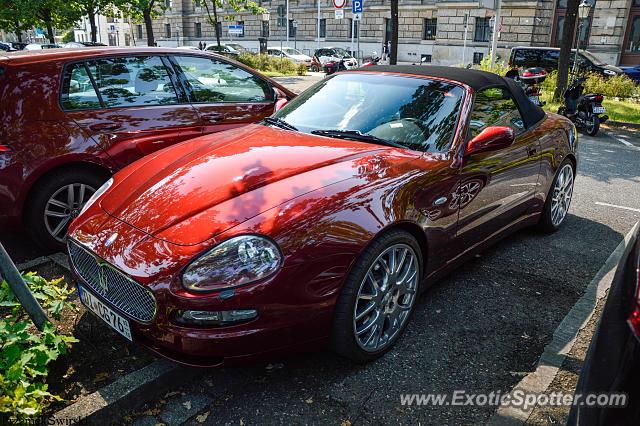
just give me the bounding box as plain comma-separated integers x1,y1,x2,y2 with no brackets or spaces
200,113,223,123
89,122,121,132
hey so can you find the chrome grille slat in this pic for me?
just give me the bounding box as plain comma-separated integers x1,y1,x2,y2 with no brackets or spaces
68,240,157,322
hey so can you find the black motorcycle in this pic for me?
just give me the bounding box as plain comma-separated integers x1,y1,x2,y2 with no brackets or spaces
505,67,547,107
557,76,608,136
324,58,349,75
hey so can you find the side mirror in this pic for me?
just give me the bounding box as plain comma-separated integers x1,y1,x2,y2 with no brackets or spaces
465,126,514,156
273,87,288,112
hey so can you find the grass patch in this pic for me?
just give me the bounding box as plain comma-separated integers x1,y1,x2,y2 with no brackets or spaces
261,70,297,77
541,93,640,125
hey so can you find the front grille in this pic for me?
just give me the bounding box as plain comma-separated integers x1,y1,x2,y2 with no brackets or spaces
68,240,157,322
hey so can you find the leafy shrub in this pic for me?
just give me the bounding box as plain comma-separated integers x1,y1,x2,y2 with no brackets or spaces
296,63,308,76
474,56,509,77
0,273,77,420
235,53,298,75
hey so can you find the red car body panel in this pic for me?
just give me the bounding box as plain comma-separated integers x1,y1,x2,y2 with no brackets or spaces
0,48,294,228
67,71,577,366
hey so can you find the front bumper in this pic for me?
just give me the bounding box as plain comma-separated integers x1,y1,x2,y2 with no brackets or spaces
67,211,335,367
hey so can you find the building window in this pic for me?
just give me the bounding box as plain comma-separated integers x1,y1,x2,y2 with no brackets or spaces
137,24,143,39
261,20,270,38
320,18,326,38
164,0,172,7
194,0,201,7
108,33,117,46
195,22,202,38
349,19,359,39
165,24,171,38
421,54,432,63
125,33,131,46
237,21,245,37
474,17,491,42
423,18,437,40
473,52,484,65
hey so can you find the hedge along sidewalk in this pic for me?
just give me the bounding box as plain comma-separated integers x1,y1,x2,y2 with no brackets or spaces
50,359,199,424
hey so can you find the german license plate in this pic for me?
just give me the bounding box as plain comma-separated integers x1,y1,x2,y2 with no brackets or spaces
78,284,132,341
593,106,605,114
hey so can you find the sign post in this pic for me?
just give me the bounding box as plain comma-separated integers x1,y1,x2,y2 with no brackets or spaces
334,0,345,20
352,0,363,63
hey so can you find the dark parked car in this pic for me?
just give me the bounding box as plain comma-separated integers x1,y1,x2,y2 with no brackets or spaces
0,47,294,249
68,66,578,366
568,222,640,425
621,65,640,83
509,46,623,77
205,44,240,58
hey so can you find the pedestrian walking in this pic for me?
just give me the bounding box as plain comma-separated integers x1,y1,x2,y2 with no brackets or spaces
198,41,203,50
382,42,388,61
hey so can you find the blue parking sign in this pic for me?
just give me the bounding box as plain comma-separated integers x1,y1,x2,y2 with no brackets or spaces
352,0,363,14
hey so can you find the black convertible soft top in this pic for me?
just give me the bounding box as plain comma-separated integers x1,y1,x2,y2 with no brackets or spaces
361,65,546,129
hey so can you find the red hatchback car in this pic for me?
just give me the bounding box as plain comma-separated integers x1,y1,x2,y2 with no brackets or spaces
68,67,578,366
0,47,293,249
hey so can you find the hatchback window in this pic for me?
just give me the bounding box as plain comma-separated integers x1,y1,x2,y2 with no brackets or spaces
87,56,179,108
172,55,271,103
60,62,101,110
513,49,541,67
468,88,525,138
541,50,560,68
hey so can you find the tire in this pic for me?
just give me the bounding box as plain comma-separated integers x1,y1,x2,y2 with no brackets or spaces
310,64,319,72
331,230,423,363
586,114,600,136
537,159,575,233
25,168,109,251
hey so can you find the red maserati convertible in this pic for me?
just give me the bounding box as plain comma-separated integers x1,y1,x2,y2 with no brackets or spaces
67,66,578,366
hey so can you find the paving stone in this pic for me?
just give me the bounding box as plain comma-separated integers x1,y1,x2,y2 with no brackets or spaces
132,415,159,426
159,393,212,426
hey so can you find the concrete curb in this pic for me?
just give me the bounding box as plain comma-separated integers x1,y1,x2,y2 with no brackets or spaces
487,221,640,425
50,359,197,424
604,120,640,130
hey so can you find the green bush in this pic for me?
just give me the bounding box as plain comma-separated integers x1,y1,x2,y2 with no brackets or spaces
0,273,77,420
235,53,298,75
541,70,639,100
296,63,308,76
474,56,510,77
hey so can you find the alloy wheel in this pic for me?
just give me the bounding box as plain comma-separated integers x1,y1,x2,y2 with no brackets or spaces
353,244,419,352
44,183,96,242
550,164,574,227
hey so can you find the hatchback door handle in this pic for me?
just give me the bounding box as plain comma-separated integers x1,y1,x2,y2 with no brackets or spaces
89,122,121,132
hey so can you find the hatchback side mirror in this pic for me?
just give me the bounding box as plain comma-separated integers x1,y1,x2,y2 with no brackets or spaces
465,126,514,156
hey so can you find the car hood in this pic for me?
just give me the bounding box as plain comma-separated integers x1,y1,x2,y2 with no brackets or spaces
290,54,311,61
602,64,623,73
100,124,418,245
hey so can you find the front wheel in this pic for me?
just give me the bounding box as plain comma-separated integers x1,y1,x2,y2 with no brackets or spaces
310,64,319,72
538,160,575,233
586,114,600,136
331,230,422,363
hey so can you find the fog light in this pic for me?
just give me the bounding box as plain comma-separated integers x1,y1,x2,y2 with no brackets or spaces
175,309,257,326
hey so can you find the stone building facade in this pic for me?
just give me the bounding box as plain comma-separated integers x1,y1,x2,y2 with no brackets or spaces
137,0,639,66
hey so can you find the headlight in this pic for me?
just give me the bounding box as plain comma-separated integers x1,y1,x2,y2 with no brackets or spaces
604,69,616,76
80,177,113,215
182,235,282,292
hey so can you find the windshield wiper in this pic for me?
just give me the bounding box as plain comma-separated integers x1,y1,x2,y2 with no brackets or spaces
311,129,404,148
263,117,298,131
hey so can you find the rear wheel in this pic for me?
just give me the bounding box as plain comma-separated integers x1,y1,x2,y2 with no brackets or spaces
310,64,319,72
331,230,422,363
538,160,575,233
586,114,600,136
25,169,109,251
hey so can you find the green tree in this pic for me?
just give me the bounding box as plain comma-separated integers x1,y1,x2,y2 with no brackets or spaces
198,0,265,50
72,0,117,43
554,0,580,101
30,0,83,44
118,0,167,46
0,0,35,42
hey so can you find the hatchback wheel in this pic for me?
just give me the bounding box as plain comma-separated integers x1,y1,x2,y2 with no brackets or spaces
538,159,575,232
332,230,422,362
26,169,108,250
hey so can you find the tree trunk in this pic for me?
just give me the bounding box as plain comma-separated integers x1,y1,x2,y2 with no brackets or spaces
554,0,580,101
88,12,97,43
390,0,398,65
43,9,55,44
213,1,221,49
14,20,22,42
143,9,155,46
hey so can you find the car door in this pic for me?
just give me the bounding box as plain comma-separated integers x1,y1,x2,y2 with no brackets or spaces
170,54,277,135
61,55,201,169
456,87,541,246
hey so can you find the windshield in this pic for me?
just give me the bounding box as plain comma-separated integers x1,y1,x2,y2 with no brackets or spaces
578,50,605,66
271,73,465,153
332,48,350,58
227,44,247,52
283,48,303,56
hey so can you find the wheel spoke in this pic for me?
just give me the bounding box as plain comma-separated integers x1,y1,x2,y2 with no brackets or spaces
45,210,69,218
355,301,376,321
78,184,86,204
48,199,69,209
66,184,75,206
51,216,71,238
